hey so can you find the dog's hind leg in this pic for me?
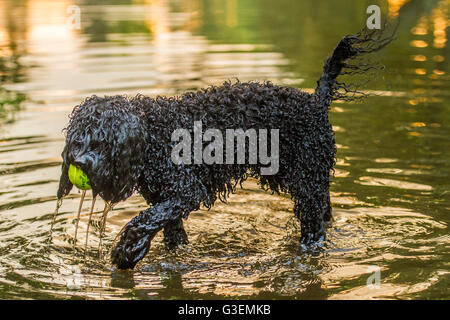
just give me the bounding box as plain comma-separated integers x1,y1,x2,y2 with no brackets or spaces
163,218,188,250
290,167,330,245
294,190,329,245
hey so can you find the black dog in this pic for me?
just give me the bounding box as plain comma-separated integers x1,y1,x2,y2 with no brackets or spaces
57,29,392,269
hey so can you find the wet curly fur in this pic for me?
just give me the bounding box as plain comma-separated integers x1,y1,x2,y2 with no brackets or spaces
57,28,393,269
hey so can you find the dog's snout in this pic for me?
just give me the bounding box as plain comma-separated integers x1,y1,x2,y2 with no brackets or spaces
73,155,92,169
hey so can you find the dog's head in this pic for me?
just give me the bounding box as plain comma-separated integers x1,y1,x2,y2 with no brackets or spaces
57,95,148,203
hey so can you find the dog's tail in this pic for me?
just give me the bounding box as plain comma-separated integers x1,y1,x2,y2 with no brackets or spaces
315,26,396,105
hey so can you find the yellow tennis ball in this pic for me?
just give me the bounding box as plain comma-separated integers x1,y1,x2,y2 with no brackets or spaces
68,164,91,190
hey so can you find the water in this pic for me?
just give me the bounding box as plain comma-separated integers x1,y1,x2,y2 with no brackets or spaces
0,0,448,299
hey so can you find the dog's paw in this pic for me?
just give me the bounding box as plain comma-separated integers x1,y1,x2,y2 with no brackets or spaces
111,222,151,269
163,229,189,250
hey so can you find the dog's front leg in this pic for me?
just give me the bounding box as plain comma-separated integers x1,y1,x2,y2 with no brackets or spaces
111,199,187,269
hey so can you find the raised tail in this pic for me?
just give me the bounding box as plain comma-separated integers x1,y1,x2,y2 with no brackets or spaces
315,27,396,105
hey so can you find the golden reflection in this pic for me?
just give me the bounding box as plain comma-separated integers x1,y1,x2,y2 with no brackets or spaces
413,88,426,94
411,54,427,61
415,68,426,75
335,143,349,149
329,283,409,300
330,194,368,206
366,168,424,175
357,176,432,191
0,28,7,47
433,55,445,62
410,16,428,35
24,0,76,48
335,158,350,167
432,1,448,48
374,158,398,163
332,125,345,132
410,40,428,48
408,96,442,105
331,106,345,112
360,90,406,97
0,0,28,55
0,1,5,46
431,97,443,103
144,0,169,35
329,271,446,300
334,168,350,178
388,0,409,17
322,264,382,283
411,122,426,127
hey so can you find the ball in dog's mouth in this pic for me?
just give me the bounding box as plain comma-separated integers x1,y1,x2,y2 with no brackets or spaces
68,164,91,190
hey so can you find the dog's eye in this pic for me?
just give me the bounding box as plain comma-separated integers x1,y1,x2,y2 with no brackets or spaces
70,141,82,154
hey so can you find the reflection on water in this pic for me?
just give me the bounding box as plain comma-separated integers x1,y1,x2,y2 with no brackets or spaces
0,0,449,299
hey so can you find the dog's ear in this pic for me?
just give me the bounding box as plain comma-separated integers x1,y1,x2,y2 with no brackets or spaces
107,110,149,203
57,145,73,199
60,95,149,203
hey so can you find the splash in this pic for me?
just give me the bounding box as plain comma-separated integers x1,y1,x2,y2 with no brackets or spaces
48,198,63,241
84,196,97,259
98,201,113,259
72,190,86,250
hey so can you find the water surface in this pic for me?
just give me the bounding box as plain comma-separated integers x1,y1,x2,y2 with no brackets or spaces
0,0,448,299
